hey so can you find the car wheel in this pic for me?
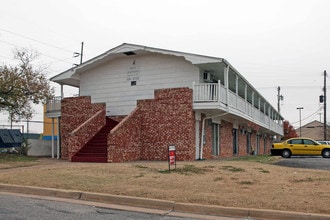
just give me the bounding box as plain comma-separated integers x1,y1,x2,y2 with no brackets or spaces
282,149,291,158
322,149,330,158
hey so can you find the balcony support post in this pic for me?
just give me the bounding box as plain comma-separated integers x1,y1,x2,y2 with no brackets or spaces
51,118,55,158
57,117,60,159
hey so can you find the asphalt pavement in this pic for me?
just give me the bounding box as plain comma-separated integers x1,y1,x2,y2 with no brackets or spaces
0,193,196,220
274,156,330,170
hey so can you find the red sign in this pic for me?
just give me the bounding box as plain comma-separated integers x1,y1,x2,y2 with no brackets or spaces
168,146,176,166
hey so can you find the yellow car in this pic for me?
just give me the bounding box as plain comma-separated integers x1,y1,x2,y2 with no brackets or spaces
271,137,330,158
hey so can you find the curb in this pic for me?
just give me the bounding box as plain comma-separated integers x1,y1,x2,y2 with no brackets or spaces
0,184,330,220
0,184,81,199
80,192,175,211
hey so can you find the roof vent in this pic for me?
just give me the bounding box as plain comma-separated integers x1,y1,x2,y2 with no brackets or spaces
123,51,136,56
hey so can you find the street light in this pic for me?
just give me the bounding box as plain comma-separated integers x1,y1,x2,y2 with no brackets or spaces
297,107,304,137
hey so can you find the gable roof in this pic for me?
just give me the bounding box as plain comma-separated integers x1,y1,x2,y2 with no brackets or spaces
50,43,232,87
300,120,324,129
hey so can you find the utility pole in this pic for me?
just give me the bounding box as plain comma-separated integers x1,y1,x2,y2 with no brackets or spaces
297,107,303,137
277,86,283,114
73,42,84,65
324,70,327,140
80,42,84,64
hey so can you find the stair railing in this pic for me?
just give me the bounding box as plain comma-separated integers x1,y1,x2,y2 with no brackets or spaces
71,109,105,135
68,109,105,160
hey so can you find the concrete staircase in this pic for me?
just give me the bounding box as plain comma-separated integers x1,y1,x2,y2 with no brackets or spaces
71,117,118,163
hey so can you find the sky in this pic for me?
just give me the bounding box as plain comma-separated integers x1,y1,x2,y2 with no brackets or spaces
1,0,330,133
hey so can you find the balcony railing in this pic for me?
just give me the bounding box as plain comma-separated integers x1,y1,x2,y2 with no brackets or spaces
193,82,283,135
46,96,62,117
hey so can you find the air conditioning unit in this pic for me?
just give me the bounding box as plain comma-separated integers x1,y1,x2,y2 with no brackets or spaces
203,71,212,82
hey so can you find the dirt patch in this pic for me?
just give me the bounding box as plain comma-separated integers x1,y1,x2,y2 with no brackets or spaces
0,157,329,215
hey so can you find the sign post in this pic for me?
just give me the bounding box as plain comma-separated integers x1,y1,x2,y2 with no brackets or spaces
168,145,176,172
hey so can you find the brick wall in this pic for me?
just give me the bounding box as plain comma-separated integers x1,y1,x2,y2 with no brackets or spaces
202,119,212,159
140,88,195,161
60,91,274,162
108,108,141,162
108,88,195,162
238,130,247,155
61,96,106,160
219,121,233,157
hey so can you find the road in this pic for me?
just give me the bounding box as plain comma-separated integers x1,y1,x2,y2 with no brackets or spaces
0,193,249,220
274,156,330,170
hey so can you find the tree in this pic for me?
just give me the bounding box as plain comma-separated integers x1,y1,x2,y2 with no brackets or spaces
0,48,54,121
282,120,298,140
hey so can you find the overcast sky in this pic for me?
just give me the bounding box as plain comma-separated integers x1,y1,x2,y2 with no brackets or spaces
1,0,330,133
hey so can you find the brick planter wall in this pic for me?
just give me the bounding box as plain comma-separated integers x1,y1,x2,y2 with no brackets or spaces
61,96,106,160
108,88,195,162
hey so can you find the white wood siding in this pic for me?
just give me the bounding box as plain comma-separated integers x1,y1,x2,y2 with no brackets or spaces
79,53,199,115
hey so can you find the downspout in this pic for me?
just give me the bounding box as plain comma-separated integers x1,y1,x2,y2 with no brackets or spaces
199,112,229,160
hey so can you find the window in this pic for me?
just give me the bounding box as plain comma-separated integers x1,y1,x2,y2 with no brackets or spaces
131,81,137,86
303,139,316,145
288,139,302,144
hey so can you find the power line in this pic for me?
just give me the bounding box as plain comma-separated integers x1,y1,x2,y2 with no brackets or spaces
0,27,74,54
290,106,323,125
0,39,74,65
257,85,324,90
0,55,15,61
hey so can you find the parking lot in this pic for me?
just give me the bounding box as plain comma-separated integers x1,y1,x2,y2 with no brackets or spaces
274,156,330,170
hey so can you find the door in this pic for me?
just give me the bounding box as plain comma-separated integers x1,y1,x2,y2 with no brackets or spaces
233,129,238,155
246,132,251,154
212,123,220,156
263,137,267,154
301,139,323,155
256,135,260,155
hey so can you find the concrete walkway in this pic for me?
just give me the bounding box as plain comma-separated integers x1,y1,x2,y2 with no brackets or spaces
0,183,329,220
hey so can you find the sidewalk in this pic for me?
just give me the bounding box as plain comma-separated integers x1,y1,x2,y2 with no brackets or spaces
0,183,329,220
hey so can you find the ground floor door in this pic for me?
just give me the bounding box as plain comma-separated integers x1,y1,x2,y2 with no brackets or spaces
233,129,238,155
212,123,220,156
246,132,251,154
256,135,260,155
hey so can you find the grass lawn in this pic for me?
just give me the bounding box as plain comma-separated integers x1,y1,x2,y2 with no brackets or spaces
0,155,329,215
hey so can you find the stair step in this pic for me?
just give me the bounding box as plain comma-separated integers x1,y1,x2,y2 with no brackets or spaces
72,156,107,163
81,145,107,149
88,142,107,145
75,153,107,156
79,149,107,153
72,117,118,163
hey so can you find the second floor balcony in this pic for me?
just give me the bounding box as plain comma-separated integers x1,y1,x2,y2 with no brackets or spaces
193,81,283,135
46,96,62,118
